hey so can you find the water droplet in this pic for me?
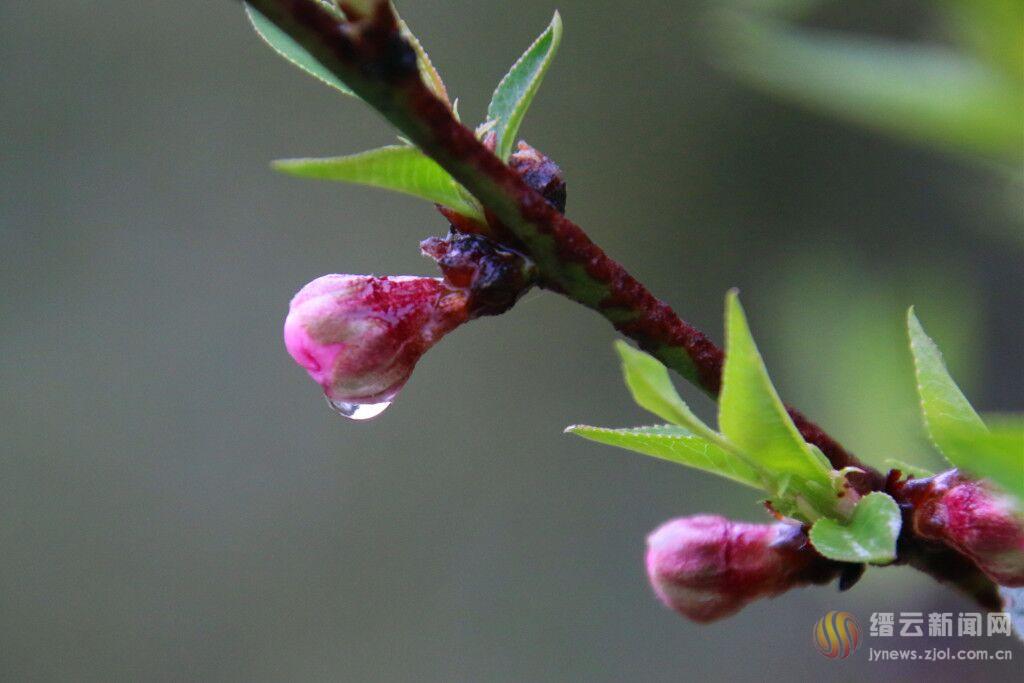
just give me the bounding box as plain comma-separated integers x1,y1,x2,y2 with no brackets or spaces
326,396,392,421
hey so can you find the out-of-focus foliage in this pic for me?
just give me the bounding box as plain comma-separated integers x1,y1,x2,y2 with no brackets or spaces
708,0,1024,165
765,257,984,476
943,0,1023,81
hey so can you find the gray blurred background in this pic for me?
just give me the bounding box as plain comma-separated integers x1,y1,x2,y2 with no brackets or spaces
1,0,1021,680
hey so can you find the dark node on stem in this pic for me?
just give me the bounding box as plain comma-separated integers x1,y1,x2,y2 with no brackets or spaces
421,232,537,317
509,142,567,214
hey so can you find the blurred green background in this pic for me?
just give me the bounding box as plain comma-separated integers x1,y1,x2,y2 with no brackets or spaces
1,0,1021,680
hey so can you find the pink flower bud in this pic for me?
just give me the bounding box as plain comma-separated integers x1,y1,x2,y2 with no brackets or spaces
284,275,469,412
908,472,1024,587
646,515,837,623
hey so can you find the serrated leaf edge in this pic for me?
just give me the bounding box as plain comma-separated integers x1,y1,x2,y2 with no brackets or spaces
808,492,901,565
487,11,563,161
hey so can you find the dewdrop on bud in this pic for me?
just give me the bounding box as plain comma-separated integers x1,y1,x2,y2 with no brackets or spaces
646,515,838,623
283,275,469,419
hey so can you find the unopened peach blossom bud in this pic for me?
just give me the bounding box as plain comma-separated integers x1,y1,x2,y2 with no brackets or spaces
284,275,469,416
909,472,1024,586
646,515,840,622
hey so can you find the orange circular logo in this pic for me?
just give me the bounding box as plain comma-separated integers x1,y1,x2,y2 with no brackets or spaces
813,611,860,659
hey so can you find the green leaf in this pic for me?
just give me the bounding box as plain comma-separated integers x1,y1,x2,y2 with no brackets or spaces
907,308,988,460
565,425,764,490
711,11,1024,160
394,10,451,106
613,341,718,440
942,418,1024,503
273,146,484,220
909,312,1023,502
245,2,355,97
809,492,902,564
719,291,834,519
486,12,563,161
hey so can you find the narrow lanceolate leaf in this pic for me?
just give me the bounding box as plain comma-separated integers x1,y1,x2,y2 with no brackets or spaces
273,146,484,220
486,12,563,161
943,418,1024,504
907,308,988,460
809,492,902,564
909,312,1023,501
711,11,1024,160
395,11,451,105
719,291,834,519
614,341,718,440
245,2,355,96
566,425,764,490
